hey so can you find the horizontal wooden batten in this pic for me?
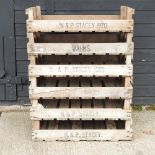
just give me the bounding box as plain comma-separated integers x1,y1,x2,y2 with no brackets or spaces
27,20,133,32
41,15,120,20
29,87,132,99
31,106,131,120
32,130,132,141
29,65,133,77
28,43,133,55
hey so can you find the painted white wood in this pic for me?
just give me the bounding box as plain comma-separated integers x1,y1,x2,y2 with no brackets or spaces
32,130,132,141
27,20,133,32
28,43,133,55
29,65,132,77
29,87,132,99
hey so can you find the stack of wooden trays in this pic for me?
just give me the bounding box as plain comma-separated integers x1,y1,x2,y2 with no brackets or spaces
26,6,134,141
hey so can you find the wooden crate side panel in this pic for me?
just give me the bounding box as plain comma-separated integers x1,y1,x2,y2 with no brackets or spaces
28,43,133,55
32,130,132,141
27,20,133,32
29,65,133,77
31,105,131,120
29,87,132,99
41,15,120,20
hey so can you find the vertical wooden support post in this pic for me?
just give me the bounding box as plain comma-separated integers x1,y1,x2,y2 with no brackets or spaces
35,6,42,19
121,6,134,131
26,7,40,130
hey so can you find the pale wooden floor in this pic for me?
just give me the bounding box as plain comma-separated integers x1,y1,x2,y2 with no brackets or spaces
0,111,155,155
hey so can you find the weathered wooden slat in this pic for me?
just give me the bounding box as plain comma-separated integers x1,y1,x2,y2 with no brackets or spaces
29,87,132,99
30,104,131,120
27,20,133,32
28,43,133,55
32,130,132,141
29,65,132,77
41,15,120,20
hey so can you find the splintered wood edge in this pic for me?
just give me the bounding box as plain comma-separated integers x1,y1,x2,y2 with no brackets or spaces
32,130,133,141
26,6,134,20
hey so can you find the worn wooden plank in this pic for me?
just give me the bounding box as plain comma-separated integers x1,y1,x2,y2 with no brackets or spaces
29,87,132,99
41,15,120,20
32,130,132,141
122,8,133,111
29,65,132,77
16,11,119,23
21,22,155,37
27,19,133,32
31,104,131,120
20,86,154,99
28,43,133,55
